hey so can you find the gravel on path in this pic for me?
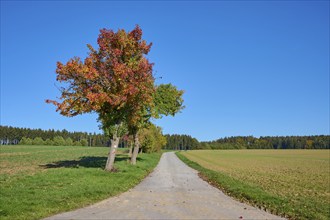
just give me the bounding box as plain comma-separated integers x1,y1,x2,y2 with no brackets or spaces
44,152,284,220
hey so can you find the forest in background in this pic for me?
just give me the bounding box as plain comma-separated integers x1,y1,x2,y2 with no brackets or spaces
164,134,329,150
200,135,329,149
0,125,166,153
0,125,108,147
0,125,329,149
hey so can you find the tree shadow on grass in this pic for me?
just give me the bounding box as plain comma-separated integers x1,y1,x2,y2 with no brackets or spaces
40,154,144,169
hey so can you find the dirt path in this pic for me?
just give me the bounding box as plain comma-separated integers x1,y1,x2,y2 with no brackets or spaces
45,152,284,219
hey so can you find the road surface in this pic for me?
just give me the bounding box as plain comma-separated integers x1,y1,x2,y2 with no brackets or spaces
45,152,284,220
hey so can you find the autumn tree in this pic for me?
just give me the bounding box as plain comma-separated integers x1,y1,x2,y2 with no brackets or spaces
46,25,154,171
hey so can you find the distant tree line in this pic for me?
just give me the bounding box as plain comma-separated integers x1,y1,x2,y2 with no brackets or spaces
200,135,329,149
0,125,167,150
164,134,329,150
1,125,328,149
18,136,90,146
164,134,200,150
0,125,109,147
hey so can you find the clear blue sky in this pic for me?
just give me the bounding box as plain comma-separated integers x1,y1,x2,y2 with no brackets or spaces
1,1,329,141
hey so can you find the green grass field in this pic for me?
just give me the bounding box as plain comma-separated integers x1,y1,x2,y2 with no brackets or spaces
0,145,161,220
178,150,330,220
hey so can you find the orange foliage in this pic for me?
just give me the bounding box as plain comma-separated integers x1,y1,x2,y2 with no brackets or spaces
47,25,155,129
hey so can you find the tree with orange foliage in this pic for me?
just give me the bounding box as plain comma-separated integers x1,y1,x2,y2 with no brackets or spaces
46,25,154,171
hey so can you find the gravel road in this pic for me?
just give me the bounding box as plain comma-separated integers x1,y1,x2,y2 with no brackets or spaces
44,152,284,220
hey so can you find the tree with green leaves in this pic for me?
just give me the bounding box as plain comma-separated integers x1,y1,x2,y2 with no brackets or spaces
80,139,88,146
32,137,44,145
65,137,73,146
53,136,65,146
129,83,184,164
139,123,167,153
45,138,53,146
152,84,184,119
19,137,32,145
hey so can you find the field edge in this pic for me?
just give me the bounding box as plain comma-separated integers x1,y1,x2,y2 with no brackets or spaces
175,152,304,220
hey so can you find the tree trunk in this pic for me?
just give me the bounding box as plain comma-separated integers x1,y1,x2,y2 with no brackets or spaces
128,142,133,158
130,133,140,165
105,134,120,171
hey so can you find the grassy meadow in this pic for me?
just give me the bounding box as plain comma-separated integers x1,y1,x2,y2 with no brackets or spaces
0,145,161,220
178,150,330,220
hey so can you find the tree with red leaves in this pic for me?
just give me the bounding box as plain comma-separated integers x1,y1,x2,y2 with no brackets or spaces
46,25,154,171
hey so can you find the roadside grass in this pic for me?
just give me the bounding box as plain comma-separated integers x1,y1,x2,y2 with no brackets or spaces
177,150,330,220
0,145,161,220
